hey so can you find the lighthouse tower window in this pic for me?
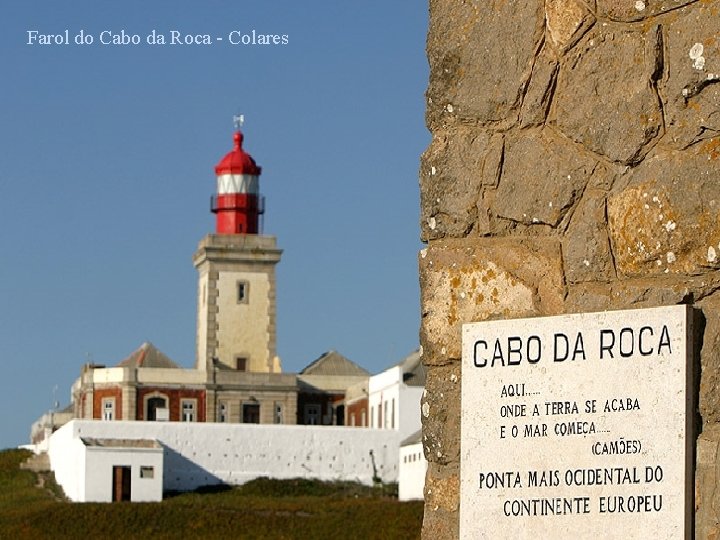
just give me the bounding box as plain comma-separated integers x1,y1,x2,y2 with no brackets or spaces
235,356,248,371
237,281,249,304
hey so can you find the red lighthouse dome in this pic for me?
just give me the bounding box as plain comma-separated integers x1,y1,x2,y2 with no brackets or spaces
211,128,264,235
214,131,262,176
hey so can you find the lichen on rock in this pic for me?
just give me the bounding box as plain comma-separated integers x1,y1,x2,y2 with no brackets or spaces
607,146,720,277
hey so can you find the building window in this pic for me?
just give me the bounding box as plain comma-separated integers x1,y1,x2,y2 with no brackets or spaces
102,398,115,421
361,409,366,427
304,404,321,425
274,402,283,424
218,401,228,423
236,357,248,371
383,401,389,429
181,399,196,422
243,402,260,424
237,280,249,304
391,398,395,429
140,466,154,479
370,406,374,428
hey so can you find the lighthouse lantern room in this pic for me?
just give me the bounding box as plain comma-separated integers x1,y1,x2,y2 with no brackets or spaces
211,117,264,234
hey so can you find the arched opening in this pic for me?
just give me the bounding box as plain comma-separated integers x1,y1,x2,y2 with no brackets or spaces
146,396,168,421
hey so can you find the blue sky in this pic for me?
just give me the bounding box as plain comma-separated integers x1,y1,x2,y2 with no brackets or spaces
0,2,429,448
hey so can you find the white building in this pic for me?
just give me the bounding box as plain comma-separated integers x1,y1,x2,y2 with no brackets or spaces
368,350,425,440
399,430,427,501
368,350,427,501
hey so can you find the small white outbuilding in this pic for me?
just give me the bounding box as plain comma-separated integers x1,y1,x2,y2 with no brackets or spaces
49,428,163,503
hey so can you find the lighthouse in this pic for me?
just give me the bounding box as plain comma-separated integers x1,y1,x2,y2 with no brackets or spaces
212,122,264,235
193,119,283,377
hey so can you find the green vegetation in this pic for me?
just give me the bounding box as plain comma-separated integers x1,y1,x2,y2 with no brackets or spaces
0,449,423,539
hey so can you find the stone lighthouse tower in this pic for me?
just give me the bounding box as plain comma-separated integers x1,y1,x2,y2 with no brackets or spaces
193,120,283,374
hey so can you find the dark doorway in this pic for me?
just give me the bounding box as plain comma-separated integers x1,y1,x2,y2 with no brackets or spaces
146,397,167,421
112,466,131,502
336,405,345,426
243,403,260,424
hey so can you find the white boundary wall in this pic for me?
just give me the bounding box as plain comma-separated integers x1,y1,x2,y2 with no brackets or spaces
48,421,87,501
49,420,402,494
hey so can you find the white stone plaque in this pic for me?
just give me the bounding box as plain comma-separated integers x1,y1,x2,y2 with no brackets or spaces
460,306,693,539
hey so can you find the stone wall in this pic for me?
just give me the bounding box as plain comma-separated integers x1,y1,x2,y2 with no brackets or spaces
418,1,719,537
